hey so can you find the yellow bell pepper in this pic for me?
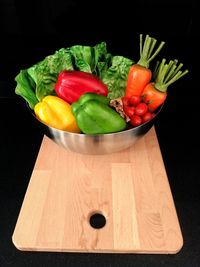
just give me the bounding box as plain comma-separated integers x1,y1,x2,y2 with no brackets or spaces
34,95,80,133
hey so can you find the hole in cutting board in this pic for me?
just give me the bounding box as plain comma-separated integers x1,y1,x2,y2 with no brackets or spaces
89,212,106,229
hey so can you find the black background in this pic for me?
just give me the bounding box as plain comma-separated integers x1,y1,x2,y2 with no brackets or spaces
0,0,199,266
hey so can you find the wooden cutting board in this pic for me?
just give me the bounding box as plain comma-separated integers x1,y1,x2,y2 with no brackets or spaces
12,127,183,254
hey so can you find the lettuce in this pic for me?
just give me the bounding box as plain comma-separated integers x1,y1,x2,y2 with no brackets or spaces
15,70,39,109
101,56,134,99
15,42,134,109
27,48,74,101
70,42,110,74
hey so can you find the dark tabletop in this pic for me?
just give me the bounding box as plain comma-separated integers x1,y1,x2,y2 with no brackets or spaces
0,0,199,266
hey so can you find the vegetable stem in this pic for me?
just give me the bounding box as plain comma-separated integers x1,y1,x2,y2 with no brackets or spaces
143,36,151,61
148,38,157,59
139,34,143,58
156,58,166,83
164,69,189,87
154,59,189,92
152,61,160,80
147,41,165,63
163,61,177,83
137,34,165,68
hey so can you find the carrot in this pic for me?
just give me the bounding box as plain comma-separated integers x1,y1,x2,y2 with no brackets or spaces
142,59,189,111
125,34,165,98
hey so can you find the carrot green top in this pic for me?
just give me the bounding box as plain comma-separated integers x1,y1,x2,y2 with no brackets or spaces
137,34,165,69
153,58,189,92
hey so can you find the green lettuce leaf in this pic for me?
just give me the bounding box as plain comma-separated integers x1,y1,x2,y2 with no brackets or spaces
96,53,112,78
101,56,134,99
70,45,95,73
93,42,112,75
15,70,39,109
28,48,73,80
15,41,135,109
35,74,57,101
27,48,74,101
70,42,111,75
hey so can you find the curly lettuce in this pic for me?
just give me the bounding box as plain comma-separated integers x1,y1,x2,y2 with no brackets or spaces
101,56,134,99
15,42,134,109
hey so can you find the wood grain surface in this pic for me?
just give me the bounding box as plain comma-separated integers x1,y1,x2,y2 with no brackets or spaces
12,127,183,253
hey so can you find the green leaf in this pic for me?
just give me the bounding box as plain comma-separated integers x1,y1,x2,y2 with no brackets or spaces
93,42,108,72
70,45,94,72
96,53,112,78
27,48,74,101
28,48,73,82
69,42,110,75
15,70,39,109
35,74,57,101
101,56,134,99
15,42,135,109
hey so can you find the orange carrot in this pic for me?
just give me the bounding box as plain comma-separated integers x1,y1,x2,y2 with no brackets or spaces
142,82,167,111
125,34,165,98
142,59,189,111
125,64,152,98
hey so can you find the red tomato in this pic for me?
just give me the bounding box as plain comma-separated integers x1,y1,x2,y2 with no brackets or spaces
130,115,142,127
135,103,148,116
142,111,153,123
122,96,130,106
129,95,141,106
124,106,135,118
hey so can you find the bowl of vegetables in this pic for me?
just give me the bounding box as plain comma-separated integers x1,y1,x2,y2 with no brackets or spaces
15,34,188,154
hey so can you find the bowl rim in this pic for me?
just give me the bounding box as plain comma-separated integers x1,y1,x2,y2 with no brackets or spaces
28,103,163,137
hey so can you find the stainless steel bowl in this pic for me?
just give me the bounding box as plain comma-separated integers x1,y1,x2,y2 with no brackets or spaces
30,106,162,155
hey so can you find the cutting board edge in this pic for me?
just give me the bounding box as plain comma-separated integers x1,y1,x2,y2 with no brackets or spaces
12,239,184,255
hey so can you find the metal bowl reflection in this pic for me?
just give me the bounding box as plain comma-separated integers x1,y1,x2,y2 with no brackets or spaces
31,106,162,155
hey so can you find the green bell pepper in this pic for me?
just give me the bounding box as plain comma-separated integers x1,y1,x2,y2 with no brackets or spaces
71,93,127,134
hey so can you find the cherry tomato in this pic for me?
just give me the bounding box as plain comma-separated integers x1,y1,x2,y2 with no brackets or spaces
142,111,153,123
135,103,148,116
122,96,130,106
130,115,142,127
124,106,135,118
129,95,141,106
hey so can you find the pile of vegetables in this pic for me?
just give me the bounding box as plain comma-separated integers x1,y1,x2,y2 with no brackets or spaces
15,34,189,134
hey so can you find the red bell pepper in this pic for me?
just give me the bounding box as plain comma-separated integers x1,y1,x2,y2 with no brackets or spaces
54,70,108,103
